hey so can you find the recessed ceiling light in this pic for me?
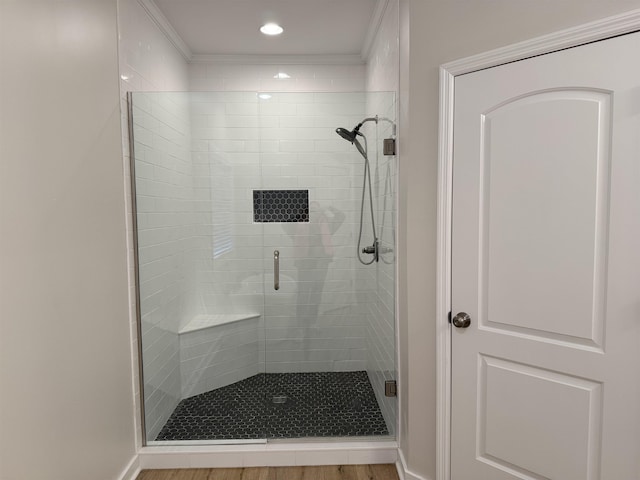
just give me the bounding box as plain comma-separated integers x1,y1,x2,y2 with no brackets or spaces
258,93,272,100
274,72,291,79
260,23,283,35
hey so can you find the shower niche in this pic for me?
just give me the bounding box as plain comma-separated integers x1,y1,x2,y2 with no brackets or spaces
129,91,397,444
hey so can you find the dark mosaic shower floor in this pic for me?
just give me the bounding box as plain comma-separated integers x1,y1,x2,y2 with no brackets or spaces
156,371,389,440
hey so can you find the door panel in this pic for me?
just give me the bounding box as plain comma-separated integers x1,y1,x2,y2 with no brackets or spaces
451,32,640,479
481,90,610,348
478,355,602,480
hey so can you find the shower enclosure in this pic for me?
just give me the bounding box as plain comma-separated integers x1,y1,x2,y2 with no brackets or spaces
129,90,397,444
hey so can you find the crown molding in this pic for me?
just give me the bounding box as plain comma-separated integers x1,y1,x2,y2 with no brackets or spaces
137,0,192,62
441,7,640,76
361,0,389,61
189,54,365,65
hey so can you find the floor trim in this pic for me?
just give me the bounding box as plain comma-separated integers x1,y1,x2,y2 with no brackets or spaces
118,454,141,480
396,448,432,480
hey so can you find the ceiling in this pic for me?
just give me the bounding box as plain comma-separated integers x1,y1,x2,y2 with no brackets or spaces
151,0,379,57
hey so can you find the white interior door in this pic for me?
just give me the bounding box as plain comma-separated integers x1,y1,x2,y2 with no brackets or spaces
451,32,640,479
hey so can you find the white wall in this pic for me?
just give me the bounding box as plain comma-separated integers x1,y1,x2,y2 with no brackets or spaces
118,0,191,443
366,0,400,94
189,63,365,92
0,1,136,479
118,0,190,92
399,0,640,478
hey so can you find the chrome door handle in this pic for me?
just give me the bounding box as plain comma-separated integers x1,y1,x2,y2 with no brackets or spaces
452,312,471,328
274,250,280,291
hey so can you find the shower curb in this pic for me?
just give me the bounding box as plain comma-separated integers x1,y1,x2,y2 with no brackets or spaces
135,440,398,470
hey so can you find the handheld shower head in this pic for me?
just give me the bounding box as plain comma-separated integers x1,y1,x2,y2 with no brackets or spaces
335,127,357,143
336,127,367,158
336,124,368,157
335,116,379,145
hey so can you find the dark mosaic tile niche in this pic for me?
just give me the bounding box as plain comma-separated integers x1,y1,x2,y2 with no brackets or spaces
155,371,389,441
253,189,309,223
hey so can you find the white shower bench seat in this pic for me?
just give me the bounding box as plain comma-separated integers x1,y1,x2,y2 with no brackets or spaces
178,313,261,398
178,313,260,334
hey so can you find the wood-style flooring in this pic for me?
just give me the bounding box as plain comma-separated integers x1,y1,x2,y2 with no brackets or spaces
136,464,399,480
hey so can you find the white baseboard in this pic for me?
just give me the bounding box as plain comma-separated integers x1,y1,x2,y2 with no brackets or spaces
396,448,432,480
118,454,141,480
138,441,398,470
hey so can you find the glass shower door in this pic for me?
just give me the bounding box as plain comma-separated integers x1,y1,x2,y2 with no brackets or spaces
259,92,396,439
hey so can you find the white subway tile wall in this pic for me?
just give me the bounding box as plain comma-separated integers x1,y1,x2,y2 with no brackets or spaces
189,64,366,93
189,91,371,375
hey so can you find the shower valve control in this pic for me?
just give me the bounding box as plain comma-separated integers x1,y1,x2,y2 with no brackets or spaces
362,242,379,262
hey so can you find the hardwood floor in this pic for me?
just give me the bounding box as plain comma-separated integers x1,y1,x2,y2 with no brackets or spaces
136,464,399,480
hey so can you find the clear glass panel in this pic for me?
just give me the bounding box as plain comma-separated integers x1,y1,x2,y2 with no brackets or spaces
131,92,266,444
130,91,396,444
367,92,397,438
260,92,397,439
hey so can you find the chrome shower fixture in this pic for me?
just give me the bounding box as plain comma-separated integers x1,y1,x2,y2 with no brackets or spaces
335,117,382,160
335,116,378,143
335,115,396,141
334,115,394,265
335,127,358,143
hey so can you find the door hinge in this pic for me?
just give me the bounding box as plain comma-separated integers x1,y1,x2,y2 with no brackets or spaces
385,380,397,397
383,138,396,155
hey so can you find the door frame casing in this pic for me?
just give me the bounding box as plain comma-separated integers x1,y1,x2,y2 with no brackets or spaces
435,9,640,480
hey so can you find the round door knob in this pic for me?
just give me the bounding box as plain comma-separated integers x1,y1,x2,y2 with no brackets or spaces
452,312,471,328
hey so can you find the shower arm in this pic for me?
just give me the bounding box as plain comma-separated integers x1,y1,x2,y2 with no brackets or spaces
377,116,397,137
353,117,378,135
354,115,397,138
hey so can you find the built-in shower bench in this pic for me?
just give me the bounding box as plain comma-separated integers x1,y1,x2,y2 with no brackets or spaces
178,313,262,399
178,313,261,334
